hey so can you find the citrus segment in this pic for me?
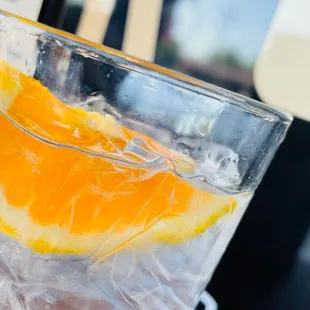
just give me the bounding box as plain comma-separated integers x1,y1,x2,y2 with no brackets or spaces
0,60,237,256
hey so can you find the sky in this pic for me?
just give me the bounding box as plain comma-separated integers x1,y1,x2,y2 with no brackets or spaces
67,0,280,66
170,0,279,65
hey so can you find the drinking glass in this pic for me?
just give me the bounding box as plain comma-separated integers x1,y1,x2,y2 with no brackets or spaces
0,11,292,310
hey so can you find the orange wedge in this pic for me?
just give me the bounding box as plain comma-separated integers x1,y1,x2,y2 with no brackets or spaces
0,60,236,258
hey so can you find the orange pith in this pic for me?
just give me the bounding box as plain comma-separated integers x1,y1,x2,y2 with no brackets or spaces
0,60,236,257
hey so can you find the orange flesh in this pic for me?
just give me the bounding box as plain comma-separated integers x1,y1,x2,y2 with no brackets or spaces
0,60,236,255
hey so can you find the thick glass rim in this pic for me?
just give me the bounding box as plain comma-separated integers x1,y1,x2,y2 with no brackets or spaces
0,10,292,125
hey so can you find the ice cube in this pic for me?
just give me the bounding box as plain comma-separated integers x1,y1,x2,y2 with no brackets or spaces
198,142,240,189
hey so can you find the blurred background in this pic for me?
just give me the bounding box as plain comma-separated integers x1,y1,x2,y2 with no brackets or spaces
60,0,264,96
2,0,310,309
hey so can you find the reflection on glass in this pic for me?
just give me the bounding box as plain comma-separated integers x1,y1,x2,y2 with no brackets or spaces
155,0,279,95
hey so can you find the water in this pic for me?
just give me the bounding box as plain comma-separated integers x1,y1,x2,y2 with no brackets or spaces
0,109,252,309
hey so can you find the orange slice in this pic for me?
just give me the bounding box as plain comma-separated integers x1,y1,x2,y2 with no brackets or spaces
0,60,236,258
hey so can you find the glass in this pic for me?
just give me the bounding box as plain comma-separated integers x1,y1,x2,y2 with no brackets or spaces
0,11,291,310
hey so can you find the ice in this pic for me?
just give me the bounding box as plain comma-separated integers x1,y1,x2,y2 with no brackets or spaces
0,228,216,309
0,193,251,309
172,137,241,192
198,141,240,187
0,192,252,309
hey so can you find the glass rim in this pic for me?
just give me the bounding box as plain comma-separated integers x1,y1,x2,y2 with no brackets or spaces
0,10,292,125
